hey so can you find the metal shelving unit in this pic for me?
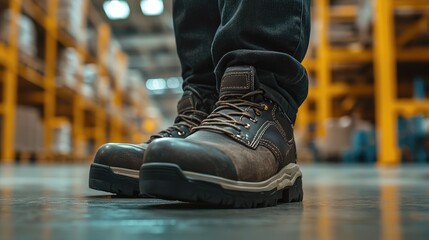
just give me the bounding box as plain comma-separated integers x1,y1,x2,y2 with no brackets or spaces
374,0,429,164
0,0,148,162
298,0,429,165
298,0,375,137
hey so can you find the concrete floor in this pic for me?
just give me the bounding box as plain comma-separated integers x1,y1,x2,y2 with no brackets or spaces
0,164,428,240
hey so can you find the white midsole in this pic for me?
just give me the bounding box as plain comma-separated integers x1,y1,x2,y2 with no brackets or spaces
109,165,139,179
183,163,301,192
142,162,302,193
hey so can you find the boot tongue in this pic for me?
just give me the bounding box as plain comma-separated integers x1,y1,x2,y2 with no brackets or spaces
149,90,207,141
177,91,197,114
219,66,260,97
176,90,209,124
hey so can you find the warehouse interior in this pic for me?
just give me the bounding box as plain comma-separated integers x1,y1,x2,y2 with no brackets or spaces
0,0,428,239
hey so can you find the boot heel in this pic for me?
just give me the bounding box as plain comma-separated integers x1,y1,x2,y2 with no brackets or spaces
281,176,303,203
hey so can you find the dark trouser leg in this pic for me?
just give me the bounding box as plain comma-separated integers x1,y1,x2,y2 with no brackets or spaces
173,0,220,107
212,0,311,123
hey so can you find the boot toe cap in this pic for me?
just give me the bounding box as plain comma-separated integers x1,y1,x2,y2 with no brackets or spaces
143,138,238,180
93,143,147,170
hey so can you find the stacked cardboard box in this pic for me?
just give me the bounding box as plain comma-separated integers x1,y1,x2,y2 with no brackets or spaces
96,77,111,101
82,64,98,100
13,106,44,154
108,39,121,76
316,116,355,160
356,0,373,45
0,10,37,56
57,0,84,42
57,47,80,89
126,70,146,105
85,28,98,58
52,121,72,154
115,53,128,92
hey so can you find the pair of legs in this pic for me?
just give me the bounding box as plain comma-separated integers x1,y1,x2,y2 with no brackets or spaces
177,0,310,121
90,0,311,208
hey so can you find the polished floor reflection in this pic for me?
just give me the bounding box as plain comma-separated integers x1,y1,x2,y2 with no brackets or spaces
0,164,428,240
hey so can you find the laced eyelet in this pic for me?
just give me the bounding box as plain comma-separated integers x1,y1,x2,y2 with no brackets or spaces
255,109,261,116
262,104,269,111
250,118,257,123
177,131,185,136
236,134,242,139
244,123,250,129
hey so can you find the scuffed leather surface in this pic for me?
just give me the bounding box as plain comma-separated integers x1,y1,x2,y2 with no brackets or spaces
143,138,238,180
187,131,278,182
94,143,148,170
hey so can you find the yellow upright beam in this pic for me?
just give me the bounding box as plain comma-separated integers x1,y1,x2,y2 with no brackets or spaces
297,99,309,130
43,0,58,161
69,0,90,161
72,95,85,159
94,23,111,150
0,43,7,65
72,61,85,160
315,0,331,137
1,0,21,161
110,117,122,143
374,0,400,165
97,23,110,76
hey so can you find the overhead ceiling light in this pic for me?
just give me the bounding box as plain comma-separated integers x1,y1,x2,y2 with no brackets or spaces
103,0,130,20
140,0,164,16
146,78,166,91
166,77,181,89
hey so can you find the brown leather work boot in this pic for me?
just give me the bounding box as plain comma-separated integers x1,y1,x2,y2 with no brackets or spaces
140,66,303,208
89,88,214,196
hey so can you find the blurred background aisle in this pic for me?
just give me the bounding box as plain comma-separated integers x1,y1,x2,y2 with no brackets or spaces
1,1,429,239
0,0,429,164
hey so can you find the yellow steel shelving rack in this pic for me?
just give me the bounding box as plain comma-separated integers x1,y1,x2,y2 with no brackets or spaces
374,0,429,164
298,0,429,165
0,0,21,162
0,0,147,162
298,0,374,139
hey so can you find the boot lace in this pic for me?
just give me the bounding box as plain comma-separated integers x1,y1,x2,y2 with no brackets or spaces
149,109,208,141
192,90,267,136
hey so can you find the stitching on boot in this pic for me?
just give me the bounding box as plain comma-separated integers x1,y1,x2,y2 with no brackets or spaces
271,105,288,142
259,139,282,163
250,121,275,148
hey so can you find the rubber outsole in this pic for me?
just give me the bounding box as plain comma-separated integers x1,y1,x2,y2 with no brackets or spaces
89,163,140,197
139,164,303,208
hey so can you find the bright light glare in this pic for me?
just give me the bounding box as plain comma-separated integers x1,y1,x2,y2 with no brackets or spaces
166,77,181,89
103,0,130,20
140,0,164,16
146,78,166,90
